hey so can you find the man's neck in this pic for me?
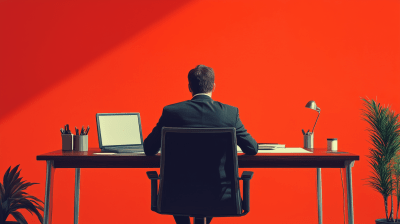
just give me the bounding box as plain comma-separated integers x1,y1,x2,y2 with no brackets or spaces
192,92,212,98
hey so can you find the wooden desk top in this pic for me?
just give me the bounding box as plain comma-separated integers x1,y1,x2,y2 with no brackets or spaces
37,148,359,168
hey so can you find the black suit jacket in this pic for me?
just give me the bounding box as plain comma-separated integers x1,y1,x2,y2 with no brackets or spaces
144,95,258,156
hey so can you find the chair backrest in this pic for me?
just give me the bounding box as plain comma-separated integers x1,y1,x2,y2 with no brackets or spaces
157,127,241,217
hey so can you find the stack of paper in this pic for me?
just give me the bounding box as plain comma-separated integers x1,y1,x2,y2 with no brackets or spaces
237,146,311,154
258,143,285,150
258,147,312,153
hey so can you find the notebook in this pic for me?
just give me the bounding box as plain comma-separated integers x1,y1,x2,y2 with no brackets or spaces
96,113,144,153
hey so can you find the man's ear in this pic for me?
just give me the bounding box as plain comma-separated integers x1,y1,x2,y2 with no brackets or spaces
188,84,192,93
212,83,216,92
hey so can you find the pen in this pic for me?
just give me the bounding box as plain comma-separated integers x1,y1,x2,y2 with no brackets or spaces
302,129,305,135
81,126,85,135
86,126,90,135
60,128,64,134
66,124,71,134
75,127,79,136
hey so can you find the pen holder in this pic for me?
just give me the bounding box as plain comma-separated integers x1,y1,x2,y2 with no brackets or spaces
303,133,314,149
62,134,74,151
73,135,88,152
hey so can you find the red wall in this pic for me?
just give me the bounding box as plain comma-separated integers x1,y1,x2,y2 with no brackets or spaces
1,0,399,223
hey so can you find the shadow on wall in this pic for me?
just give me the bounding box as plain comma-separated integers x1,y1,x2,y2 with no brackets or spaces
0,0,193,121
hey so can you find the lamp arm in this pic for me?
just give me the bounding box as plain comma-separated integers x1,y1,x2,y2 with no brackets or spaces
312,110,320,133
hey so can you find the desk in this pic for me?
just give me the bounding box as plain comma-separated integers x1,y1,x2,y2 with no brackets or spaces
37,148,359,224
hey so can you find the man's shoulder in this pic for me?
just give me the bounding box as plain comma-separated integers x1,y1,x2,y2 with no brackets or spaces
217,101,237,110
163,100,191,110
211,99,238,110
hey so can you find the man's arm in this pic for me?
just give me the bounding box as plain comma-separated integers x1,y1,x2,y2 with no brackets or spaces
235,109,258,155
143,109,167,156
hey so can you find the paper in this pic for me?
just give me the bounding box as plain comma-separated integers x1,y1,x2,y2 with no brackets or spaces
93,152,145,156
258,144,285,149
237,147,312,153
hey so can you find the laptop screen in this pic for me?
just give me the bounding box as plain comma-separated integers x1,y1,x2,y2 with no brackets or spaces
96,113,143,148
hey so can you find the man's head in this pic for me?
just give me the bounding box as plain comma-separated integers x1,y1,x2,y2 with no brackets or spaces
188,65,215,96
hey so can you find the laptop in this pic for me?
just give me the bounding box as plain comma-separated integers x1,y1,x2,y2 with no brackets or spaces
96,113,144,153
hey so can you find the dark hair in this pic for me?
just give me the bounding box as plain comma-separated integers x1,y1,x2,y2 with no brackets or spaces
188,65,215,95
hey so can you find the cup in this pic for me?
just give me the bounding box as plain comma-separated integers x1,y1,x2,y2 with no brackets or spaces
327,138,338,152
62,134,74,151
304,133,314,149
73,135,88,152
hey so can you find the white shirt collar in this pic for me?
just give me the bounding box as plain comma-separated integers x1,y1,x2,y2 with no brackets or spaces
192,93,212,98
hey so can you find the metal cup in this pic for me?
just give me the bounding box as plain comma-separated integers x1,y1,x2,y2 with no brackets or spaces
73,135,88,152
304,133,314,149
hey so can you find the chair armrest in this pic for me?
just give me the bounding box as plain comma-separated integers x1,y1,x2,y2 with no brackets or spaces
146,171,159,211
147,171,159,179
240,171,254,180
239,171,254,214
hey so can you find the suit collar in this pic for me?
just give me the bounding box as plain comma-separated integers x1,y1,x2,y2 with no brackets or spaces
191,94,213,101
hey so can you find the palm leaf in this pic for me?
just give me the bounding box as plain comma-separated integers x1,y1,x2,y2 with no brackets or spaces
0,198,3,222
3,165,20,202
9,198,43,223
9,177,23,197
11,211,28,224
11,182,38,198
24,195,45,206
6,165,20,189
0,182,5,199
2,198,11,220
9,170,21,188
2,166,11,193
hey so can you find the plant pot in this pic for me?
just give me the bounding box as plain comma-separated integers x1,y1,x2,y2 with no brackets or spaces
376,219,400,224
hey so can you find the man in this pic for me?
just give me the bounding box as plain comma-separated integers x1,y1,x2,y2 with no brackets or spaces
144,64,258,224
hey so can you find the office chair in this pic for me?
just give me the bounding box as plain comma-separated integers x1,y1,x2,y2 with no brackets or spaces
146,127,254,224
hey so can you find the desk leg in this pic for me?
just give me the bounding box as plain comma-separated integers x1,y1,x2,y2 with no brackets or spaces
44,160,55,224
317,168,323,224
74,168,81,224
345,161,355,224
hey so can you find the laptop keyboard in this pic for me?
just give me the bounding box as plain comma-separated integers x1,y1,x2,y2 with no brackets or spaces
103,146,143,153
105,146,142,150
111,147,140,150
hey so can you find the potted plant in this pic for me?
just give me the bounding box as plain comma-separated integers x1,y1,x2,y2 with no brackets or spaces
0,165,44,224
362,98,400,223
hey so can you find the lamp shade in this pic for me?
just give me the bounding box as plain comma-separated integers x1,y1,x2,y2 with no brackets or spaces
305,101,320,112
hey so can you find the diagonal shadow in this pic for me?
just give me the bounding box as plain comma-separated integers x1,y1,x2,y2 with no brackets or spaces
0,0,194,121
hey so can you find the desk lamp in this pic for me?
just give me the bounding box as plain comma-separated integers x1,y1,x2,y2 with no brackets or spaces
304,100,321,148
305,100,321,133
